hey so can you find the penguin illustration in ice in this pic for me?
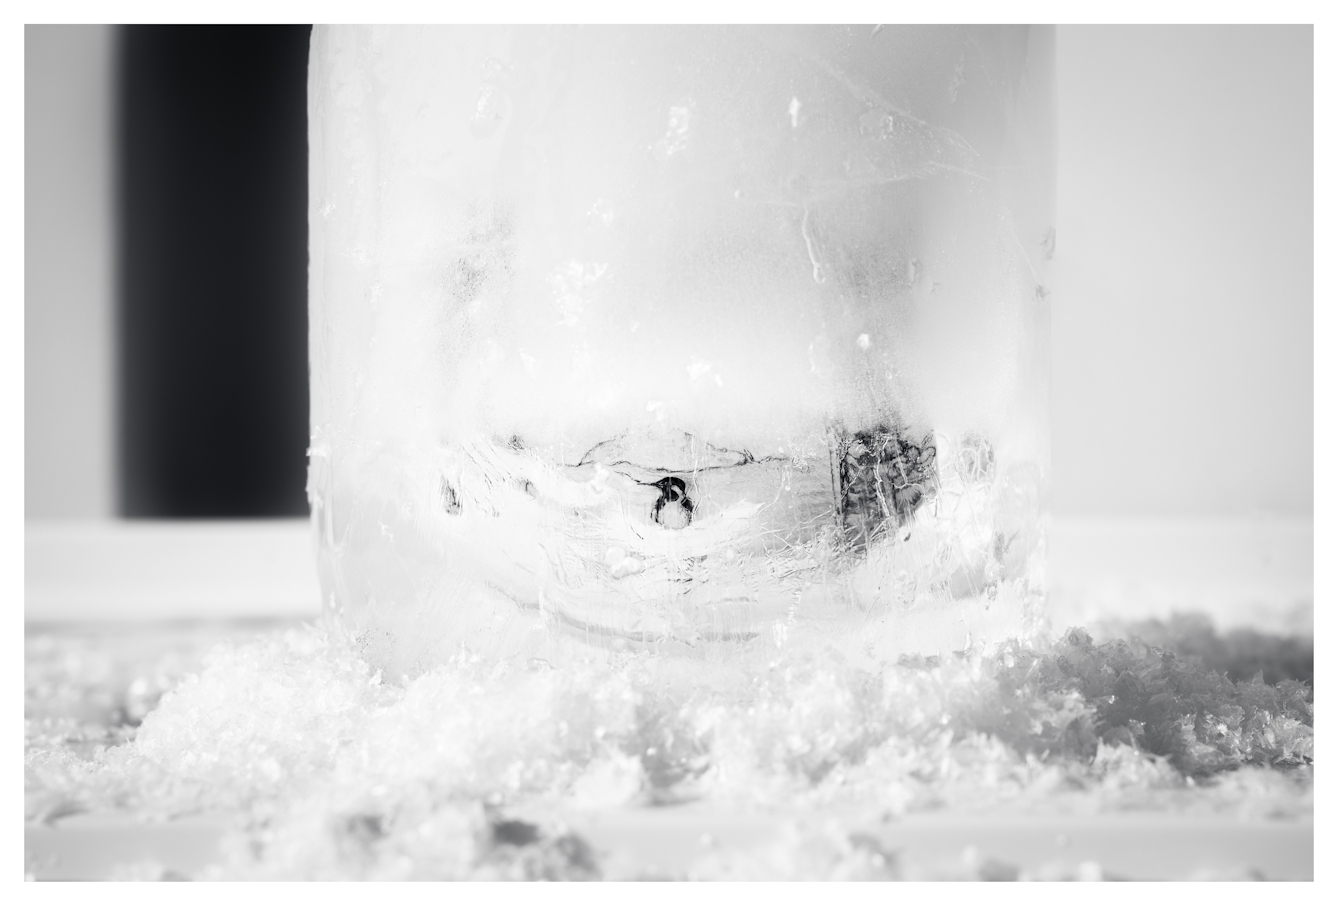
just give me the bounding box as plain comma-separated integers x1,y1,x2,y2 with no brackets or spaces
649,476,694,529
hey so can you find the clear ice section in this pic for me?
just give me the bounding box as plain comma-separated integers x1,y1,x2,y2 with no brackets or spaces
308,26,1056,677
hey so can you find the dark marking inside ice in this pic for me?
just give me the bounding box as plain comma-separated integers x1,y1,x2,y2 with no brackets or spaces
578,428,754,474
836,423,937,548
491,818,541,847
344,813,386,845
440,479,462,515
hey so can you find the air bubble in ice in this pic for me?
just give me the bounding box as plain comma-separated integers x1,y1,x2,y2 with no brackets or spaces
549,260,608,327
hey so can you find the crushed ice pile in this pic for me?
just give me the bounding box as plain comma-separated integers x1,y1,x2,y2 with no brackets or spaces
26,618,1312,879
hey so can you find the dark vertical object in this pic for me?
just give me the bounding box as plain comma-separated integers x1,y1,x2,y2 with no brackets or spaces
117,25,311,517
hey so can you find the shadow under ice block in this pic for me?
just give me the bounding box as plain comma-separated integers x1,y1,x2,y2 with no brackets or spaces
307,26,1055,676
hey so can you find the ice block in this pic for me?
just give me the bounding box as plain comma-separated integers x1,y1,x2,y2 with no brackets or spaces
308,25,1055,677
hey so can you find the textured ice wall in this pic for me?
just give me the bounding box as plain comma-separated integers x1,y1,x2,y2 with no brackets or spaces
310,26,1053,462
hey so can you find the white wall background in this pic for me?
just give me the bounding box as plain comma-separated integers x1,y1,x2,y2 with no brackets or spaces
25,25,115,519
1052,25,1313,518
23,25,1314,521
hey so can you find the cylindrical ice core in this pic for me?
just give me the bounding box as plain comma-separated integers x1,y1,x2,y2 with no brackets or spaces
309,25,1054,677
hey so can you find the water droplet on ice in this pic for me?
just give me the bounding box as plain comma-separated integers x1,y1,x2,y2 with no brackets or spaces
1040,226,1056,260
948,53,966,103
587,199,615,226
653,102,694,159
610,556,644,578
470,85,507,138
481,56,512,83
800,208,824,283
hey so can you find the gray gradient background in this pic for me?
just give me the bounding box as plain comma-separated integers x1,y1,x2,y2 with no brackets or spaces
24,25,1314,520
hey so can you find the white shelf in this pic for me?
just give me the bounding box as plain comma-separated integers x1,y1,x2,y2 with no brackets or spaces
24,516,1313,631
25,519,323,622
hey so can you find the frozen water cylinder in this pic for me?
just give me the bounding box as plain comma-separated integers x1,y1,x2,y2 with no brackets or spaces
308,25,1056,677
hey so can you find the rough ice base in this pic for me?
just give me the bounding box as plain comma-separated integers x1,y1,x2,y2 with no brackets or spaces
317,429,1045,677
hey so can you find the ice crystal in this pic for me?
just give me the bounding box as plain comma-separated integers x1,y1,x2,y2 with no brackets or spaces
25,615,1313,879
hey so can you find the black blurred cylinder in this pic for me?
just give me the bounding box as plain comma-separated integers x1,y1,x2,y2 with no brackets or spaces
117,25,311,517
